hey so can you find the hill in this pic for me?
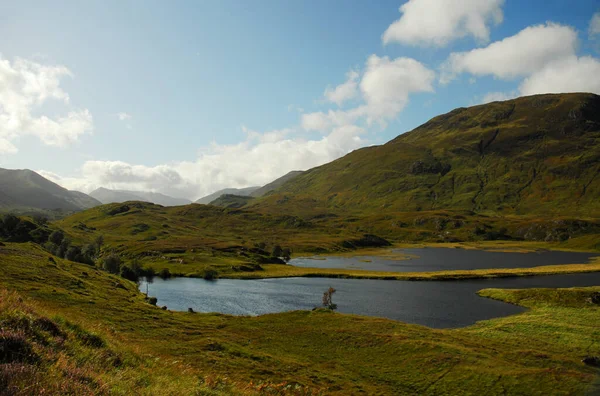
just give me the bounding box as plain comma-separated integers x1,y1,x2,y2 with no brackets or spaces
250,170,303,197
209,193,255,208
195,186,260,204
90,187,191,206
253,93,600,217
0,168,100,214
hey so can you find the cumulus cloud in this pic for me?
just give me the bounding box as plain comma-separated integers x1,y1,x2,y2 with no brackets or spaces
519,56,600,95
41,124,368,199
441,23,578,83
382,0,504,47
590,12,600,37
0,55,93,154
324,70,359,106
303,55,435,131
360,55,435,123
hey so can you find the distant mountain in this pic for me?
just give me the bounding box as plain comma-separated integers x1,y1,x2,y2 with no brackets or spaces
89,187,191,206
195,186,260,204
209,194,254,209
251,93,600,217
250,171,303,197
0,168,101,213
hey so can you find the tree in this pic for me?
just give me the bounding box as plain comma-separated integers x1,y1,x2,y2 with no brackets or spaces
94,235,104,252
65,246,82,262
282,247,292,262
57,238,71,258
82,244,97,262
322,287,337,310
120,265,138,282
102,253,122,274
48,230,65,245
32,214,48,226
271,245,283,258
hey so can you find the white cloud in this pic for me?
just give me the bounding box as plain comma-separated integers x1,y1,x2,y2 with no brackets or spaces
519,56,600,96
303,55,435,131
0,55,93,153
117,112,132,121
382,0,504,47
360,55,435,124
441,23,578,83
590,12,600,37
324,70,359,106
41,124,368,200
480,91,517,104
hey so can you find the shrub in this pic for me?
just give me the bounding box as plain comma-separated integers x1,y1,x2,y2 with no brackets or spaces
65,246,82,262
48,230,65,245
158,268,171,279
322,287,337,311
148,297,158,306
202,268,218,280
120,265,138,282
101,254,122,274
271,245,283,258
0,330,37,364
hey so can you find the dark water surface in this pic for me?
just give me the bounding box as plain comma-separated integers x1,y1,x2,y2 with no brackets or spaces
139,272,600,328
289,248,598,272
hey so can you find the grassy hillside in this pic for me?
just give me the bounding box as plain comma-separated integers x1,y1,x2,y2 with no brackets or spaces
196,186,260,204
1,242,600,394
0,168,100,215
250,170,304,197
254,93,600,217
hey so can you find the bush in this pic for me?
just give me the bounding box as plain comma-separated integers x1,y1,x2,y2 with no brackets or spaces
148,297,158,306
120,265,138,282
65,246,83,262
48,230,65,245
0,330,37,364
202,268,218,280
101,254,122,274
158,268,171,279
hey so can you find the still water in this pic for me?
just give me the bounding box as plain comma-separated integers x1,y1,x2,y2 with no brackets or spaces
140,272,600,328
288,248,598,272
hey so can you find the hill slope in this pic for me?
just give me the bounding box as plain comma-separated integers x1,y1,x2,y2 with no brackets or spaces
195,186,260,204
254,93,600,217
90,187,191,206
0,168,100,213
250,170,304,197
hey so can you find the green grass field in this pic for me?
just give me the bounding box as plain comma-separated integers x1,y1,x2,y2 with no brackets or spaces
1,242,600,394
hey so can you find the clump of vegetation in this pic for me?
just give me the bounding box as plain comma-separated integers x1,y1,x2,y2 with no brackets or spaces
322,287,337,310
202,268,219,280
101,253,122,274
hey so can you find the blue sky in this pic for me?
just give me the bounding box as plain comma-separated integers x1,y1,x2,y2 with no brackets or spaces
0,0,599,199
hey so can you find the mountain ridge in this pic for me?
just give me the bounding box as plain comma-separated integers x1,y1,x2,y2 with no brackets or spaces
249,93,600,217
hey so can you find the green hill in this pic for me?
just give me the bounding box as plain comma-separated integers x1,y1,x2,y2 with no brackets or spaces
209,194,255,208
0,168,100,215
252,93,600,217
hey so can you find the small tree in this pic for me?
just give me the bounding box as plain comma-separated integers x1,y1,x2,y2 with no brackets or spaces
65,246,82,262
271,245,283,258
57,238,71,258
322,287,337,310
282,247,292,262
94,235,104,252
48,230,65,245
102,253,122,274
120,265,138,282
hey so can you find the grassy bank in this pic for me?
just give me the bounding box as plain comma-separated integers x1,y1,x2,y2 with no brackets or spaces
1,242,600,394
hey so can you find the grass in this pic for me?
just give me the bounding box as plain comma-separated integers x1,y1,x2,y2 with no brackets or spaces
1,242,600,394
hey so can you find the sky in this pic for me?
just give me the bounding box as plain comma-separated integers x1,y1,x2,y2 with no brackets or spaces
1,0,599,201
